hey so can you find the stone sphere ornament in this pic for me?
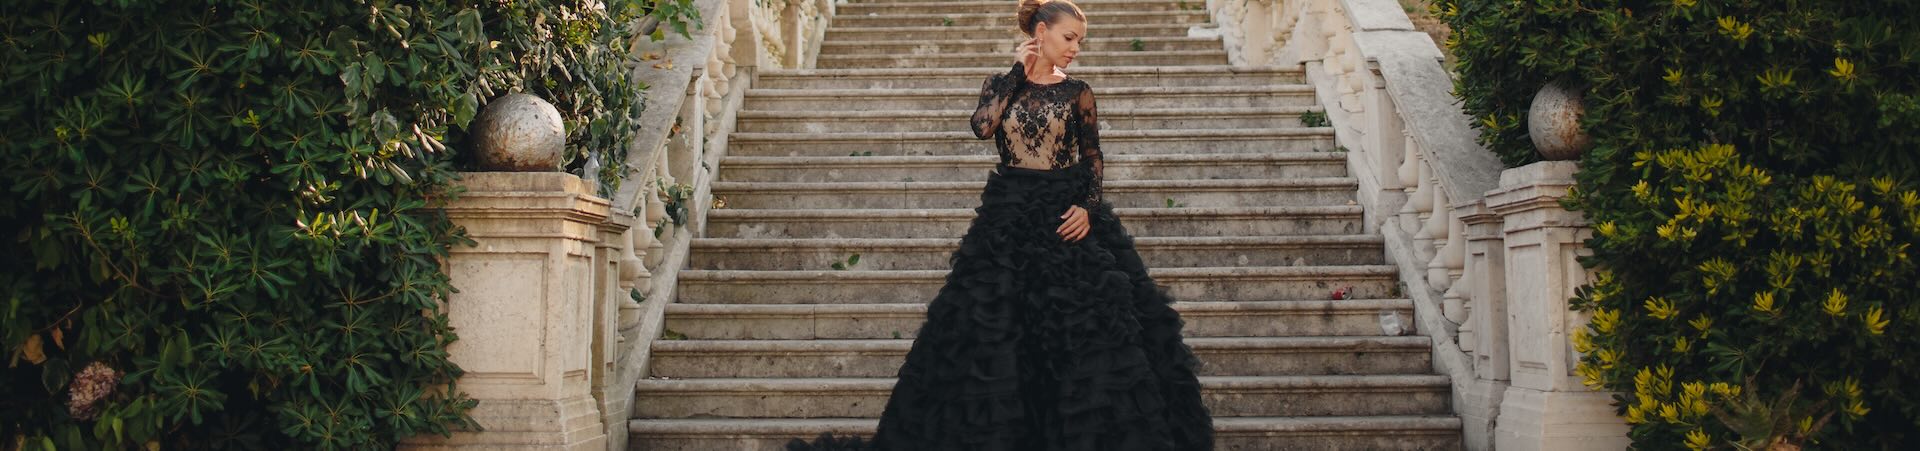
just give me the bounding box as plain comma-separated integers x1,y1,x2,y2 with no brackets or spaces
1527,80,1594,161
471,93,566,171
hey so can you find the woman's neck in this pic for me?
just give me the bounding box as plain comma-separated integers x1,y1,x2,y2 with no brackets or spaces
1026,62,1064,84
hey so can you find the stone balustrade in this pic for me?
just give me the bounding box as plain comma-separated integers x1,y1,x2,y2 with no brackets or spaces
1213,0,1631,449
405,1,832,449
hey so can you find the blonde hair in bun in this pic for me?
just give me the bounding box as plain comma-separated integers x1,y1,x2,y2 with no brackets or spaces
1016,0,1085,37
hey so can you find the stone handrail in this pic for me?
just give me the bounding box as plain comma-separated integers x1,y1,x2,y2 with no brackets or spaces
1215,0,1631,449
602,0,835,450
413,1,834,449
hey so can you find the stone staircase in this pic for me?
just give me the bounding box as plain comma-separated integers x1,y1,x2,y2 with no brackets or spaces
626,0,1463,449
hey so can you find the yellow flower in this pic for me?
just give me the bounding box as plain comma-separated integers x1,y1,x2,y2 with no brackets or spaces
1597,348,1622,369
1663,67,1686,85
1847,399,1871,417
1685,429,1711,450
1829,58,1857,82
1673,336,1692,353
1753,291,1777,314
1596,221,1619,238
1864,306,1889,335
1824,288,1848,316
1572,328,1595,353
1625,405,1647,424
1710,382,1739,398
1577,362,1607,389
1700,96,1724,117
1717,16,1754,41
1646,296,1679,320
1661,403,1682,423
1588,310,1617,335
1632,180,1653,200
1689,314,1713,337
1673,0,1697,8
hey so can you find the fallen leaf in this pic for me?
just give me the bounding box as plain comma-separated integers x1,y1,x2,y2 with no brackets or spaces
51,328,64,350
641,52,662,61
652,61,675,70
21,335,46,365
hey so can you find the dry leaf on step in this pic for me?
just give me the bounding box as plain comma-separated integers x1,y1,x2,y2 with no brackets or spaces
641,52,663,61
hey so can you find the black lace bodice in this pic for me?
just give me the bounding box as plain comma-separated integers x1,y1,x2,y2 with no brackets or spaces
970,62,1104,209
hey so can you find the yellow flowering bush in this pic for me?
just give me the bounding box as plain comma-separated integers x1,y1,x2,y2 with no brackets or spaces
1440,0,1920,448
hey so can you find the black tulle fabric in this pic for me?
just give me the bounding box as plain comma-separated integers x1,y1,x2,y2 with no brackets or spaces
786,66,1213,451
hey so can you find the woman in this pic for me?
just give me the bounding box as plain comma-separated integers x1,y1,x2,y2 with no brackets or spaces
790,0,1214,449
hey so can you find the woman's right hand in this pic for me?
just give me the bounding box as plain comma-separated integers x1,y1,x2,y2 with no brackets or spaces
1015,39,1038,68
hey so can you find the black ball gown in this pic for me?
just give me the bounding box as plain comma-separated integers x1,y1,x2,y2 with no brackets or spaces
787,61,1215,451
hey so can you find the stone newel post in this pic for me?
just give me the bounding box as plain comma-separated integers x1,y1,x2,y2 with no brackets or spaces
403,95,609,450
1483,161,1628,450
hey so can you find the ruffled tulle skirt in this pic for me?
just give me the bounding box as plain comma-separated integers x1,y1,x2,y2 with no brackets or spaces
788,161,1214,451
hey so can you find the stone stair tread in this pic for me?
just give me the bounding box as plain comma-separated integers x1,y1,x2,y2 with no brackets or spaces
633,375,1451,393
712,177,1355,191
827,23,1203,33
665,298,1411,317
746,85,1313,98
738,106,1316,119
822,36,1220,46
652,336,1430,352
712,205,1359,217
678,265,1398,281
722,152,1344,166
760,65,1300,78
731,128,1331,141
817,49,1225,59
628,415,1463,433
691,234,1382,249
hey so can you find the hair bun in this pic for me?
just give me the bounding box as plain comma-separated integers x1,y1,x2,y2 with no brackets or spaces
1016,0,1047,36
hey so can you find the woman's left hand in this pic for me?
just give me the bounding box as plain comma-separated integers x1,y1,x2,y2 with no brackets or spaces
1057,205,1090,242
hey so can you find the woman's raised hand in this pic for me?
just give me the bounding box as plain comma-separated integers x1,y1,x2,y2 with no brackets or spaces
1015,38,1039,69
1057,205,1090,242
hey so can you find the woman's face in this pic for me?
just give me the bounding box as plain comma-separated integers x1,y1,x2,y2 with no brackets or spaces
1033,17,1087,70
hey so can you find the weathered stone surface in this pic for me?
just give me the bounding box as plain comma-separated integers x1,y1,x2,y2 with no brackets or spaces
471,94,566,172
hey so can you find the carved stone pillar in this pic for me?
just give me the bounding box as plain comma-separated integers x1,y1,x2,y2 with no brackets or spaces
1484,161,1628,451
404,173,609,450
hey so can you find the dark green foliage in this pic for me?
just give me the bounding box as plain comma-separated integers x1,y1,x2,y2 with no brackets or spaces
1440,0,1920,448
0,0,698,449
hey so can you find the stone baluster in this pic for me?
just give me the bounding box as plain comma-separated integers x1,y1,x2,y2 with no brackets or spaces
1396,135,1422,231
642,163,670,268
1424,184,1454,293
1409,158,1437,263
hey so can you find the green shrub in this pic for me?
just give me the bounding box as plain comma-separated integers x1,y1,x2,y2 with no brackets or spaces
0,1,696,449
1439,0,1920,448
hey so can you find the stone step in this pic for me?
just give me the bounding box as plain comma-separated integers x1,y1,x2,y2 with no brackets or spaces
728,129,1335,156
819,37,1223,55
628,416,1464,450
754,66,1305,89
675,266,1399,304
647,336,1433,378
688,235,1385,271
743,85,1316,111
632,375,1451,419
816,50,1229,68
839,0,1211,15
663,298,1412,339
737,106,1314,133
711,177,1357,209
832,11,1209,28
706,205,1365,239
716,153,1349,182
826,23,1204,41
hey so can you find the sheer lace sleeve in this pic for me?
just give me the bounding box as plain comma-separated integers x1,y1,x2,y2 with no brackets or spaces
970,62,1029,139
1074,84,1103,209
